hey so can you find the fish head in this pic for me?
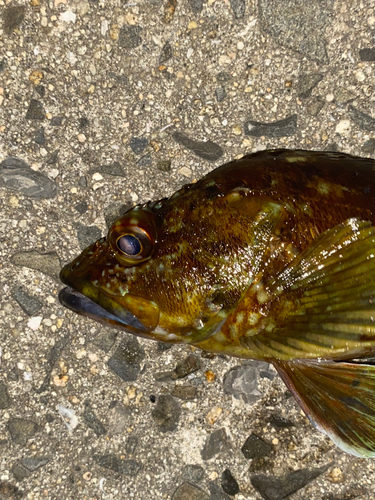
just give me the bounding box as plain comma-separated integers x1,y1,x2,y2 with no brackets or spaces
60,177,283,345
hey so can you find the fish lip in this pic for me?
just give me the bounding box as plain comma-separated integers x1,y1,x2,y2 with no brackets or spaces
59,286,149,333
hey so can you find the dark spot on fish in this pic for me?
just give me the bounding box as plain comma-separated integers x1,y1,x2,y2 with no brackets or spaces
352,379,360,387
339,396,375,415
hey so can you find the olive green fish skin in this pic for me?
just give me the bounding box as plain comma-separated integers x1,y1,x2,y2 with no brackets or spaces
60,149,375,356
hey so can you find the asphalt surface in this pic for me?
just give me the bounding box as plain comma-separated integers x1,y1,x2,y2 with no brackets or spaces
1,0,375,499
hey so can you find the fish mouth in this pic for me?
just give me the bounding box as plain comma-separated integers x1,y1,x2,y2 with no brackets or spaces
59,286,150,334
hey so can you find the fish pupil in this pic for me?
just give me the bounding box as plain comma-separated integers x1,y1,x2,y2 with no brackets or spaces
117,234,141,256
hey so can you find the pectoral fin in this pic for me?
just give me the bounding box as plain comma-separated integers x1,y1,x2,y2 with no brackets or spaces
274,358,375,457
244,218,375,359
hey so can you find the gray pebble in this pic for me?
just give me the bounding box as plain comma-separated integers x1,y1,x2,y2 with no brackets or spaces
250,464,331,500
74,201,89,215
359,48,375,62
258,0,330,63
151,394,181,432
201,428,230,461
10,250,61,281
3,5,26,35
173,354,202,379
297,73,323,99
137,153,152,167
107,336,145,382
215,86,226,102
172,131,223,162
118,25,142,49
241,434,272,460
230,0,246,19
25,99,45,121
130,137,148,155
182,464,204,483
93,454,142,476
223,362,275,404
34,127,45,145
50,116,63,126
363,138,375,154
172,482,210,500
188,0,204,13
160,41,173,63
244,115,297,137
0,382,12,410
216,72,230,83
209,482,232,500
76,223,102,251
21,456,51,472
46,150,59,165
157,160,172,172
171,385,197,400
91,329,118,352
11,287,42,316
7,418,38,445
35,85,45,97
83,401,107,437
125,435,138,455
97,161,124,177
107,401,131,435
349,105,375,131
305,97,325,117
0,57,7,73
0,157,57,198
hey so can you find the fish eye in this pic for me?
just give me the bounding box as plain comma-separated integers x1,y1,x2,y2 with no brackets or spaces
108,209,157,266
117,234,142,256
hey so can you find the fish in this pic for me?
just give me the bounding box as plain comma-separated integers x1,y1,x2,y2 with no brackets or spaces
60,149,375,458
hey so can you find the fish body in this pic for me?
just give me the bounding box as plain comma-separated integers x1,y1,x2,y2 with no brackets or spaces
60,149,375,457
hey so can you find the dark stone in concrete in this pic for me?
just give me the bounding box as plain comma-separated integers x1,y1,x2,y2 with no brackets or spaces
118,26,142,49
130,137,148,155
221,468,240,496
0,382,12,410
151,394,181,432
359,48,375,62
11,287,42,316
230,0,246,18
93,454,142,476
83,401,107,437
223,362,275,404
173,354,202,379
172,131,223,161
241,434,272,459
25,100,45,120
172,482,210,500
201,428,230,460
172,385,197,400
297,73,323,98
349,105,375,131
244,115,297,137
76,223,102,250
160,41,173,63
250,464,331,500
7,418,38,445
3,5,26,35
0,157,57,198
107,337,145,382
